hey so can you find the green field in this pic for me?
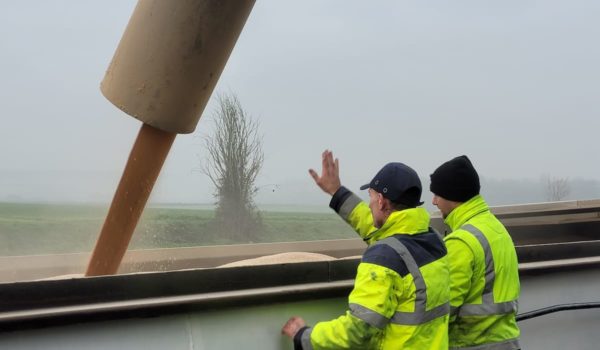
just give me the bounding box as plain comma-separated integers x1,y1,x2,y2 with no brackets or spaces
0,202,356,256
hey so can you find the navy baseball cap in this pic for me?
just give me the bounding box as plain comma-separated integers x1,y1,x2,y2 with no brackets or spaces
360,162,424,207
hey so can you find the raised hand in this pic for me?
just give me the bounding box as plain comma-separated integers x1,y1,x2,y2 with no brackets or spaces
308,149,341,195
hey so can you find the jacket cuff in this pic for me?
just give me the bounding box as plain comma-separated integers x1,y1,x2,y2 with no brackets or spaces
293,326,310,350
329,186,352,212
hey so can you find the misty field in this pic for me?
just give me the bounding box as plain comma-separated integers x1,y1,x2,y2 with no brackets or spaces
0,202,356,256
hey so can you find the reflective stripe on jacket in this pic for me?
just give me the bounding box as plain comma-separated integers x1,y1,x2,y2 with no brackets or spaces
295,186,450,349
444,195,520,350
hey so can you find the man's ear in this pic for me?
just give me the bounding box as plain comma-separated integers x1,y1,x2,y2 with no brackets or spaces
377,193,387,210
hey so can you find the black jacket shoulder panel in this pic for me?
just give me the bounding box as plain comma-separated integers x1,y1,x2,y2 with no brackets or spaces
362,243,409,277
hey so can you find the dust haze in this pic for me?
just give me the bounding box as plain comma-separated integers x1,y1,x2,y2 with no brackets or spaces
1,0,599,209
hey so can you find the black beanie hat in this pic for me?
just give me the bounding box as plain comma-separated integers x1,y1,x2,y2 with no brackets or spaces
430,155,480,202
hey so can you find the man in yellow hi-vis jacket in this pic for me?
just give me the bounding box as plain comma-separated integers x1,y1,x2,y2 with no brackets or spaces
430,155,520,350
282,150,450,349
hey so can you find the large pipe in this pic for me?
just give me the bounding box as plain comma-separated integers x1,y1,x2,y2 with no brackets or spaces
86,0,255,276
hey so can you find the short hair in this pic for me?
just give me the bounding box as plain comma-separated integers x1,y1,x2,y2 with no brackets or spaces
390,201,412,211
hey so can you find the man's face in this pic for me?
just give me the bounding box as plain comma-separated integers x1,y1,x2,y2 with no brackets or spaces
368,188,385,228
432,194,455,219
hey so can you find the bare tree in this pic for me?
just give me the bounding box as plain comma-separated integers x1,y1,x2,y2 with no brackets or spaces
542,175,571,201
203,93,264,241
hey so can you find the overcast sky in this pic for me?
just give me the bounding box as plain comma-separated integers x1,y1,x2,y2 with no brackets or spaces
1,1,599,206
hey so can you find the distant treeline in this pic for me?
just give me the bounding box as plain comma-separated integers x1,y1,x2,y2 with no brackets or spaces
257,177,600,211
480,177,600,206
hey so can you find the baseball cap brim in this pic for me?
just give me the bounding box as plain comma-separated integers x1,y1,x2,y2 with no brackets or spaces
359,184,370,190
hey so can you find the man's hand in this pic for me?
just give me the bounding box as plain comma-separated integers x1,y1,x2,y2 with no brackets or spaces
281,316,307,338
309,150,341,195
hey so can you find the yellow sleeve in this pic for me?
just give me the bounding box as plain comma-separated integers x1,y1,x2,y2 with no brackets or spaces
444,236,474,322
328,186,377,240
347,202,378,240
308,262,399,349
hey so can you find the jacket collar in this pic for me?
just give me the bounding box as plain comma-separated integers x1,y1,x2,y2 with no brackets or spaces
365,207,430,243
444,194,489,231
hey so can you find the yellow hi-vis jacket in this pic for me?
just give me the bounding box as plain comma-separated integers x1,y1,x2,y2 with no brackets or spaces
294,187,450,349
444,195,520,350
